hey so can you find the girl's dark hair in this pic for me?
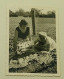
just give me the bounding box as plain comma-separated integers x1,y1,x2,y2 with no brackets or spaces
19,19,28,27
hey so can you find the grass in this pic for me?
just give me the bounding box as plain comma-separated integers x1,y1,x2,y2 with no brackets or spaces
9,16,56,73
9,17,56,40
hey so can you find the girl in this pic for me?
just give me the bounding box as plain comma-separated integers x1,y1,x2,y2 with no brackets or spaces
14,19,30,54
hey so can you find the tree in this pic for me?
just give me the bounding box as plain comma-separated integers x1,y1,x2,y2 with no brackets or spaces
9,10,18,17
31,8,40,17
16,9,25,16
9,10,13,17
23,11,30,17
47,11,55,18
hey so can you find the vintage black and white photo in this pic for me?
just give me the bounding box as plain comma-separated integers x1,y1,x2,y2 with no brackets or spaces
7,6,59,76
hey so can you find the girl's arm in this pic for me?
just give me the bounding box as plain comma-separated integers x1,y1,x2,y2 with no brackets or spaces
13,29,18,53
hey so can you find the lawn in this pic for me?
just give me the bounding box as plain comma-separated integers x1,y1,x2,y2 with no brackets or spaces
9,17,56,41
9,17,57,73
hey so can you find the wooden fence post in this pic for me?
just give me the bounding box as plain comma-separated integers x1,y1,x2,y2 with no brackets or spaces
31,8,36,35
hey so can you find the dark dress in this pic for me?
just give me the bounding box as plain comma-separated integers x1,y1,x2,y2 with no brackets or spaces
16,27,29,39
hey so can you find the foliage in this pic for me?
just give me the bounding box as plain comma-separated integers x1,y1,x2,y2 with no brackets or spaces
9,10,18,17
9,8,56,18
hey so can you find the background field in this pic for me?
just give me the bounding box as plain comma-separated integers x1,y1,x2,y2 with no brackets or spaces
9,17,56,41
9,17,56,73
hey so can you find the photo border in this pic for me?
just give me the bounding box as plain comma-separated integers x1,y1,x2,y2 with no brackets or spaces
6,5,60,76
